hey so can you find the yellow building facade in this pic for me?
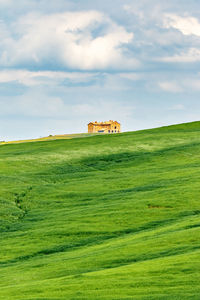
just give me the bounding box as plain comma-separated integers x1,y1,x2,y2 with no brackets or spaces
88,120,121,133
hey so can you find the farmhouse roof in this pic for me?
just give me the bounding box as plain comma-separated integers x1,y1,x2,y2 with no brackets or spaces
88,120,120,126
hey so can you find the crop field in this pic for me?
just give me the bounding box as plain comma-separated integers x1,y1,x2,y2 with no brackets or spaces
0,122,200,299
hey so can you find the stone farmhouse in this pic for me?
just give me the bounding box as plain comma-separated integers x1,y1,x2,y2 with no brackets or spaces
88,120,121,133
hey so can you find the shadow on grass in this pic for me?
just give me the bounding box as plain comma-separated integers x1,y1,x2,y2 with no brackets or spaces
40,141,200,177
1,210,200,267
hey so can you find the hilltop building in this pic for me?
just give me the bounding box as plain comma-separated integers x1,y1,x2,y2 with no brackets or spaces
88,120,121,133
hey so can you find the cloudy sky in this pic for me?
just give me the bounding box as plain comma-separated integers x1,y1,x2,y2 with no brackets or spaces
0,0,200,140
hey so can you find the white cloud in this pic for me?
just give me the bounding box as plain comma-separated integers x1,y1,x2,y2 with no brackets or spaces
0,69,142,88
161,48,200,63
164,14,200,37
123,4,186,48
0,11,137,70
0,69,98,86
158,81,183,93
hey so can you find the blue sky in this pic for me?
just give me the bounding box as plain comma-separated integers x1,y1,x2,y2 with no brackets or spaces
0,0,200,140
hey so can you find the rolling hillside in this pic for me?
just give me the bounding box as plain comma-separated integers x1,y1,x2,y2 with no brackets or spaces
0,133,97,145
0,122,200,299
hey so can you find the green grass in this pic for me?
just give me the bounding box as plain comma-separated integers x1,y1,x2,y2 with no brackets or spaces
0,132,97,145
0,121,200,299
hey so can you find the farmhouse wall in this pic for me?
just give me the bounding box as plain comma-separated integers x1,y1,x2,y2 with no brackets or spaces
88,120,121,133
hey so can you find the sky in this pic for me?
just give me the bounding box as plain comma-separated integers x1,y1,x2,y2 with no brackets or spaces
0,0,200,140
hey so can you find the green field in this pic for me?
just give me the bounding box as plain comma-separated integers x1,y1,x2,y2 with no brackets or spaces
0,133,97,145
0,122,200,299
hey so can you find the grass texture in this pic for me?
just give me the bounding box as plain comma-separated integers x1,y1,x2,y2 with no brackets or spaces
0,122,200,299
0,133,97,145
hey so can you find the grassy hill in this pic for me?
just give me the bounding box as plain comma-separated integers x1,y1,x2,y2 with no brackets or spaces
0,133,97,145
0,122,200,299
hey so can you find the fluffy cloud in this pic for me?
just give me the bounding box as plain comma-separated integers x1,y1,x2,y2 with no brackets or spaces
164,14,200,36
161,48,200,63
123,3,189,51
0,11,137,70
